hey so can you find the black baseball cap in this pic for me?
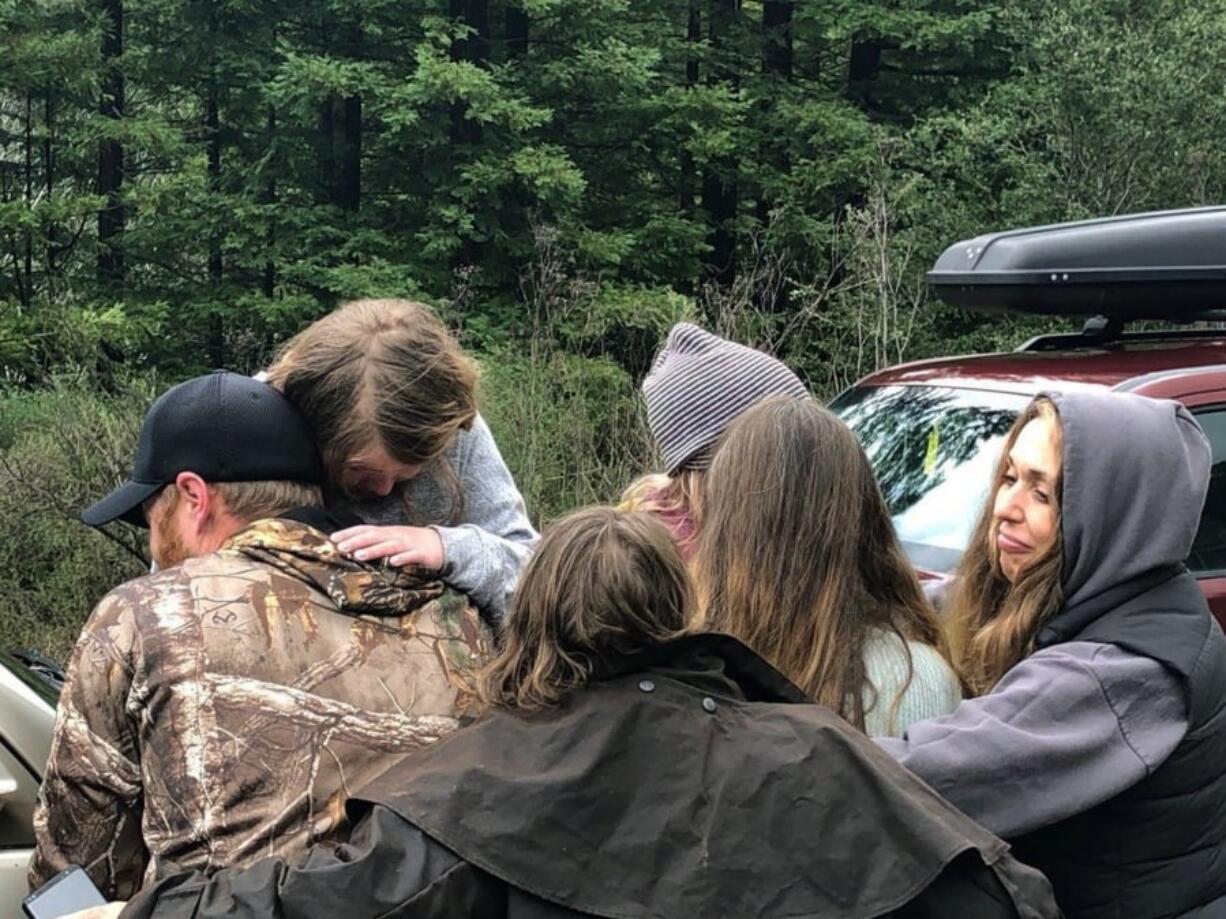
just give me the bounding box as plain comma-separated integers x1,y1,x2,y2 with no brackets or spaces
82,371,325,528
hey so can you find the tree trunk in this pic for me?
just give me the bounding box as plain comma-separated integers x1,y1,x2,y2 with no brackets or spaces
317,96,337,206
98,0,126,285
339,23,362,215
468,0,491,65
700,0,740,288
449,0,489,146
762,0,792,79
505,1,528,58
338,94,361,212
449,0,471,145
701,171,738,288
449,0,491,270
44,90,58,275
848,38,885,82
261,107,277,299
206,81,222,283
679,1,700,219
43,93,53,196
757,1,792,231
847,37,890,113
205,75,224,365
204,4,224,366
23,93,33,306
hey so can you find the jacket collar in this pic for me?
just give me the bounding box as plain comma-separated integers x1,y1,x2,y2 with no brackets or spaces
589,633,812,704
222,512,447,618
277,504,363,533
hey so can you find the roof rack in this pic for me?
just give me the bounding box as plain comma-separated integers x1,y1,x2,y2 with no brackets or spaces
1016,313,1226,352
927,207,1226,318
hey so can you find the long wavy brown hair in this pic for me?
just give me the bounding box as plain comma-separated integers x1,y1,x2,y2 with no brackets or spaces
265,299,478,512
946,397,1065,696
693,396,948,731
479,507,691,711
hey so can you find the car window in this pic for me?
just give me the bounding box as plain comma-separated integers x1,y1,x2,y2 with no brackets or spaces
0,739,37,849
1189,409,1226,576
0,652,60,708
831,384,1029,573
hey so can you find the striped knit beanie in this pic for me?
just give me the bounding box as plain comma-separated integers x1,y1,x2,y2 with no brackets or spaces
642,323,808,474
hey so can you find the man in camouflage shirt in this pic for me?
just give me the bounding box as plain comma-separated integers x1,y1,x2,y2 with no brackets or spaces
29,372,491,900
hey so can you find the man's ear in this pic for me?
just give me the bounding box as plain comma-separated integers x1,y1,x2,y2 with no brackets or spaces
173,471,213,535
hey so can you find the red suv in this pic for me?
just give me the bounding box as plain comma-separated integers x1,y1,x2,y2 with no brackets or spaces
831,207,1226,629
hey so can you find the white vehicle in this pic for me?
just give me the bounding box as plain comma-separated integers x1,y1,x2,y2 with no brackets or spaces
0,651,58,916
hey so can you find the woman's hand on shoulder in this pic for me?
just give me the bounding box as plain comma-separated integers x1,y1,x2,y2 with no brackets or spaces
332,525,445,570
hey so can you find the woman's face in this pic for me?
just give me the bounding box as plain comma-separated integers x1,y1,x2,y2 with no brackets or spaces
338,442,423,499
991,413,1061,582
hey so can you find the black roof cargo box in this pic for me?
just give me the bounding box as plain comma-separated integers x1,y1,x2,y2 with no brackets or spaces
927,207,1226,317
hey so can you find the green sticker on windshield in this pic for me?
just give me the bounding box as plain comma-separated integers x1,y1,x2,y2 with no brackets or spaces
923,426,940,476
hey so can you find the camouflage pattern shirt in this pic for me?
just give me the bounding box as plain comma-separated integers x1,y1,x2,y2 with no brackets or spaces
29,516,492,899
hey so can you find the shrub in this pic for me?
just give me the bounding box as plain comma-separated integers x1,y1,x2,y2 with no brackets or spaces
480,346,652,525
0,375,152,661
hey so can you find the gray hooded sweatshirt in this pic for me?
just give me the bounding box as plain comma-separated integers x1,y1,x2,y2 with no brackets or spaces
878,389,1212,839
253,365,537,623
336,414,537,624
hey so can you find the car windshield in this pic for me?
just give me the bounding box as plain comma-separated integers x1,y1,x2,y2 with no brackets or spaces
831,384,1030,574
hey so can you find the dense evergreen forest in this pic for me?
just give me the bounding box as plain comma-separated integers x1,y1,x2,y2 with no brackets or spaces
3,0,1226,655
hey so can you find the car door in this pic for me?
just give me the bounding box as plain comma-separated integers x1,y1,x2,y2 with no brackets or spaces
1181,404,1226,630
1134,377,1226,629
0,742,39,914
0,656,57,917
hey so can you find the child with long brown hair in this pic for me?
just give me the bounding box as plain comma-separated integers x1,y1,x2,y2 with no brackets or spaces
877,390,1226,919
264,299,536,622
477,507,692,710
620,322,809,560
694,396,961,737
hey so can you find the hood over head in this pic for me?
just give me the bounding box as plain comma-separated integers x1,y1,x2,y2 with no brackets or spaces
1046,389,1211,609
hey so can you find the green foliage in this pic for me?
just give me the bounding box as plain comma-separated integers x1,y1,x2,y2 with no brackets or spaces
1,0,1221,354
4,0,1226,655
480,347,651,524
0,376,151,660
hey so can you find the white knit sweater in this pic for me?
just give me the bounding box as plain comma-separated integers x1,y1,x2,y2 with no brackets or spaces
861,629,962,738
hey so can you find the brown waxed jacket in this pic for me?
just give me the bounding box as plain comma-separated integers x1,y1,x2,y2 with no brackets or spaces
29,510,493,900
119,635,1060,919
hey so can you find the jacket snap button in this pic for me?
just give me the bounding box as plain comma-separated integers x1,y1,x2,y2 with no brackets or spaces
702,697,717,713
638,679,655,693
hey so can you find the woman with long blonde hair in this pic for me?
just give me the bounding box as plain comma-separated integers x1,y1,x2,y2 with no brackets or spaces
877,390,1226,919
694,396,961,737
263,299,536,622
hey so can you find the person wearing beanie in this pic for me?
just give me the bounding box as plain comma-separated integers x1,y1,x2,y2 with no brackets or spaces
620,323,808,560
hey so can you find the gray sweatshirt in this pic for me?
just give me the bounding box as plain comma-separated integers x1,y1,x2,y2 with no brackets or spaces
877,641,1186,837
879,389,1211,839
335,414,537,623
